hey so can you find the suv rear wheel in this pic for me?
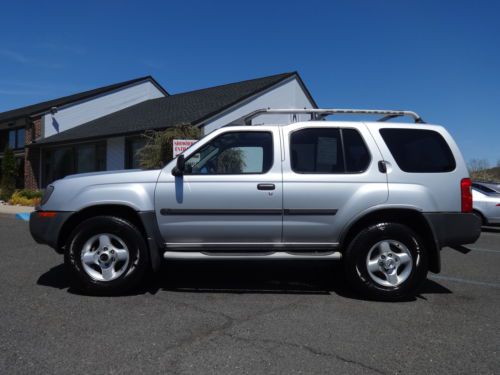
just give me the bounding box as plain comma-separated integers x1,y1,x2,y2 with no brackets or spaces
65,216,149,294
343,222,428,300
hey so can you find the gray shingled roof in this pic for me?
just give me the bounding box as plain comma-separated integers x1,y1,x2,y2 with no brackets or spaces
34,72,313,146
0,76,168,124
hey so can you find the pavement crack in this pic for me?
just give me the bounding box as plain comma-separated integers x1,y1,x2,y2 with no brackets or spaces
224,333,387,375
155,296,303,353
151,295,386,374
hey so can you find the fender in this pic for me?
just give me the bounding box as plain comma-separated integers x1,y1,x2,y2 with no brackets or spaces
338,205,442,273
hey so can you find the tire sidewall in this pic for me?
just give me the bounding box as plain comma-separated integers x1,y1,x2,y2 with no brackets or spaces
65,216,149,293
472,210,485,226
345,222,428,300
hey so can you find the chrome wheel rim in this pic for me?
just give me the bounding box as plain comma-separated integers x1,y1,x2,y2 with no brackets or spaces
81,233,130,282
366,240,413,287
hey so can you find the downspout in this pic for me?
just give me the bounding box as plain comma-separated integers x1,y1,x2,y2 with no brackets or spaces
38,147,42,189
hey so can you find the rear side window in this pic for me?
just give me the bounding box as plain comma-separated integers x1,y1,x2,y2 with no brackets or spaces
343,129,371,173
380,129,456,173
290,128,370,174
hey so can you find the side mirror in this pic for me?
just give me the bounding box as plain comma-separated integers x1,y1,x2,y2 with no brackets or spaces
172,155,185,177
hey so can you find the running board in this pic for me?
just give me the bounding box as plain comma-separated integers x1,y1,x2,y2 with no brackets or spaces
163,251,342,261
164,242,339,251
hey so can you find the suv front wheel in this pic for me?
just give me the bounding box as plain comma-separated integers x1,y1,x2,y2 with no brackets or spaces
65,216,150,295
343,222,428,300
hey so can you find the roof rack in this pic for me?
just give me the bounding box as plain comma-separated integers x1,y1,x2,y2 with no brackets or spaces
239,108,425,125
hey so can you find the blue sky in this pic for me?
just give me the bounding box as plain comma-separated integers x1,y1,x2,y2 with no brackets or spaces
1,0,498,165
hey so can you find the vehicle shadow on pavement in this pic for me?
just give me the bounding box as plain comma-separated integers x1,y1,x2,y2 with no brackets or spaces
37,261,452,302
482,226,500,234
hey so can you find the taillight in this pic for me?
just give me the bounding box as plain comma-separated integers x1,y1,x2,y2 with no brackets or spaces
461,178,473,213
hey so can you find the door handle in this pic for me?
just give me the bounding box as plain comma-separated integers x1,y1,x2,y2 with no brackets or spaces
378,160,387,173
257,183,275,191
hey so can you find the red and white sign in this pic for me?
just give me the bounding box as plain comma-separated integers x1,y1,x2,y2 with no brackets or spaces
173,139,197,157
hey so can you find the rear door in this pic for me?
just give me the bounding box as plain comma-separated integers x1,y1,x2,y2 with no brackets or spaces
282,122,388,245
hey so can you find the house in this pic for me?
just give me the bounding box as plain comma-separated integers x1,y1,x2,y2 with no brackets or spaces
0,72,317,189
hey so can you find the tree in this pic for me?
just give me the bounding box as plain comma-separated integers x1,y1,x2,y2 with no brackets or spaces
137,124,201,169
216,148,245,173
468,158,490,173
468,158,496,181
1,146,17,201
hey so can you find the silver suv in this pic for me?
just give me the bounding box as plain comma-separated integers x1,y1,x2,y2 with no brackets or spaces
29,108,481,299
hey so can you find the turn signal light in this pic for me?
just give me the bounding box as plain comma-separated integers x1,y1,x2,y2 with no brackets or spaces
38,211,57,218
461,178,473,213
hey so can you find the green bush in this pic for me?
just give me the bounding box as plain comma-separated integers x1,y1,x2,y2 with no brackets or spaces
18,189,43,199
1,146,17,201
138,124,201,169
9,190,42,206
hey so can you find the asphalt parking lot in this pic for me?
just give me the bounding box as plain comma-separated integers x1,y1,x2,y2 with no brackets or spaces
0,215,498,374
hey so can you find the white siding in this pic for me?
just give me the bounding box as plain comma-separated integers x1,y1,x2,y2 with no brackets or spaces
202,77,315,134
43,81,165,138
106,137,125,170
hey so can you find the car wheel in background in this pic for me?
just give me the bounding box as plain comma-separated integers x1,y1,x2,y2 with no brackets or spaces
473,210,486,227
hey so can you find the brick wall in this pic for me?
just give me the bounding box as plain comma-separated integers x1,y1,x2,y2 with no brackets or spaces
24,117,42,190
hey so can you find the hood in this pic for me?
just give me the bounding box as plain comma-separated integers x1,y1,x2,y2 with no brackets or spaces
41,169,162,211
53,169,162,186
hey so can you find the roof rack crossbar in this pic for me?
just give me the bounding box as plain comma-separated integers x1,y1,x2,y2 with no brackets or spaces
241,108,425,125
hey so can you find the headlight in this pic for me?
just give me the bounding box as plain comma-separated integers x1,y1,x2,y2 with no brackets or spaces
40,185,54,206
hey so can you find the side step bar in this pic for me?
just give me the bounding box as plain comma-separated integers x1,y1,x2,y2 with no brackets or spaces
163,251,342,261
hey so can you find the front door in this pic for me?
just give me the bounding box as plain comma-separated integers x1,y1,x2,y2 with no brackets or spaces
155,128,283,248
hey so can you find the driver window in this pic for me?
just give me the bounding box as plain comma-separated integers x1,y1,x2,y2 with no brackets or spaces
185,131,273,175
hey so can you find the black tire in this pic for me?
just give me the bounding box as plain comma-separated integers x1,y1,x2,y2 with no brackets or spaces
473,210,486,227
64,216,150,295
343,222,428,301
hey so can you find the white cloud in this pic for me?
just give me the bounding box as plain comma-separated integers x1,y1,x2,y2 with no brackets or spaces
0,48,65,69
0,49,29,63
36,42,86,56
0,88,43,96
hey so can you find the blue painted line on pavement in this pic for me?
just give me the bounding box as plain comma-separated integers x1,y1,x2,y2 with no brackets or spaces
15,213,30,221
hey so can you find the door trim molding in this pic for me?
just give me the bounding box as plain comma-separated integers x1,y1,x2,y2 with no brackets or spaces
160,208,338,216
160,208,282,215
283,209,338,215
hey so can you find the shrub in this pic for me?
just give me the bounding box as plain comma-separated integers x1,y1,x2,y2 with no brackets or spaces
18,189,43,199
1,146,17,201
138,124,201,169
9,190,42,206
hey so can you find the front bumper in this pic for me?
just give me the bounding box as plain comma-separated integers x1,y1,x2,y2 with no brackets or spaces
29,211,73,251
423,212,481,248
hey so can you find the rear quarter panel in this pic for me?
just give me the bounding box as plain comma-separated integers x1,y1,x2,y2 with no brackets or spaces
365,122,469,212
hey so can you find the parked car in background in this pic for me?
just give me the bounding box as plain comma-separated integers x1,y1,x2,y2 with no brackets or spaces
472,181,500,194
472,182,500,226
